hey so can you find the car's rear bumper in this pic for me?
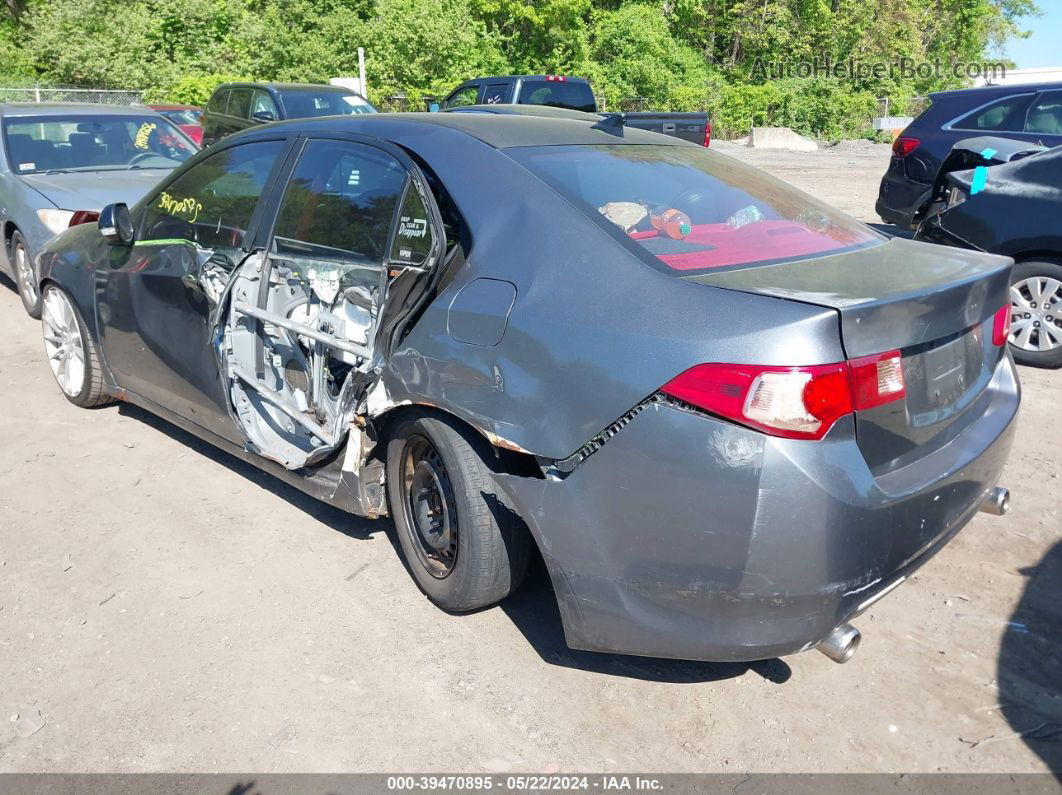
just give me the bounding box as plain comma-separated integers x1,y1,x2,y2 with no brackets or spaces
497,356,1019,662
914,213,978,250
877,169,932,228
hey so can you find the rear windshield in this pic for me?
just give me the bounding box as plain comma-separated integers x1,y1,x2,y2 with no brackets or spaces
517,80,596,113
507,144,882,274
3,114,197,175
279,91,377,118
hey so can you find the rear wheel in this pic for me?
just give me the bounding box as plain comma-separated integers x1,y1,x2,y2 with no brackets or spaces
10,230,42,318
386,413,530,612
1009,260,1062,368
41,285,114,407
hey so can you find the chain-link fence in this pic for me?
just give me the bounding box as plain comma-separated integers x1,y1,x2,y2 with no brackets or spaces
875,96,929,119
0,86,143,105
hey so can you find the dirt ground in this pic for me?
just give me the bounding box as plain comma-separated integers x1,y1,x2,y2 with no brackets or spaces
1,142,1059,775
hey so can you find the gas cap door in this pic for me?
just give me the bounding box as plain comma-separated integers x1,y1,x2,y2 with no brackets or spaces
447,278,517,347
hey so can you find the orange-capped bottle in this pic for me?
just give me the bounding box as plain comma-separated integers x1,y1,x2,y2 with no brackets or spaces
650,208,692,239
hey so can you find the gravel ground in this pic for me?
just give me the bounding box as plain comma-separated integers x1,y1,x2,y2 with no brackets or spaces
0,143,1059,775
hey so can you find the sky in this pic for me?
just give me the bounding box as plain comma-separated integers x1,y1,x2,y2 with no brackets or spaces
1005,0,1062,68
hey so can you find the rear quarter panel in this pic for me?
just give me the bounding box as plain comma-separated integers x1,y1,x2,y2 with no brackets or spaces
374,126,845,459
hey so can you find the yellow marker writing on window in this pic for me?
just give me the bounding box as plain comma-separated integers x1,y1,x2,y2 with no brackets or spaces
158,191,203,223
134,122,157,150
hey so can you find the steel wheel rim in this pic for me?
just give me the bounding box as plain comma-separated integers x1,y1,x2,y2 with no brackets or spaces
1010,276,1062,352
14,241,38,307
401,435,458,578
41,289,86,397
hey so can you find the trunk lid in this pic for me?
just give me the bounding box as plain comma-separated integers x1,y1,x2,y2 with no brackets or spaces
686,237,1013,472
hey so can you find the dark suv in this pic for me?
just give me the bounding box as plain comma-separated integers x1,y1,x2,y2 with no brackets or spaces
876,82,1062,228
201,82,376,146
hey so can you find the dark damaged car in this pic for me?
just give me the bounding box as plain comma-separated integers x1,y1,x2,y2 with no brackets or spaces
917,139,1062,367
35,114,1018,664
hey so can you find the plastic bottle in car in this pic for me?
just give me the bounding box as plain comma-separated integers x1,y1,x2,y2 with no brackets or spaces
727,205,763,229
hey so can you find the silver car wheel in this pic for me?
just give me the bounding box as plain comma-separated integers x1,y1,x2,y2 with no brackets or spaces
1009,276,1062,352
42,288,87,397
14,240,38,308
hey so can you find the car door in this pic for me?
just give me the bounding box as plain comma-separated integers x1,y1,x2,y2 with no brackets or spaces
202,89,230,146
441,83,481,109
220,134,445,469
96,137,291,440
225,88,254,136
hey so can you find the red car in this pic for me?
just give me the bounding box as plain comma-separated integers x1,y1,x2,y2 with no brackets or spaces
147,104,203,146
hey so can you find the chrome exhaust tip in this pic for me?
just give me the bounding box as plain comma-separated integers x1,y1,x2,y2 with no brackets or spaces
980,486,1010,516
816,623,861,664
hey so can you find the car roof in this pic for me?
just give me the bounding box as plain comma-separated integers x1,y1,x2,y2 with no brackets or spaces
215,82,358,94
248,111,694,149
930,81,1062,100
460,75,591,83
444,104,602,121
147,104,199,110
0,102,154,118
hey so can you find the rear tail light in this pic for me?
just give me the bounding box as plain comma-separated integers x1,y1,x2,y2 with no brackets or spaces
992,305,1012,346
661,352,906,441
891,136,920,158
545,75,567,82
849,351,906,410
703,120,711,148
69,210,100,227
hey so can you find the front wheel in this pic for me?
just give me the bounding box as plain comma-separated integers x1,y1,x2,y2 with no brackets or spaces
40,285,114,407
1008,260,1062,368
386,413,530,612
10,230,42,318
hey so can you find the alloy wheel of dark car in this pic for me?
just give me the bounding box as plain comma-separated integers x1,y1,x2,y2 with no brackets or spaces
11,230,42,318
1009,260,1062,368
40,284,113,408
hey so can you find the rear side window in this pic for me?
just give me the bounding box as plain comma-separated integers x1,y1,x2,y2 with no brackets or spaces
482,83,508,105
228,89,253,119
140,140,284,253
1025,91,1062,135
517,80,595,113
954,95,1030,131
508,144,882,275
272,139,407,262
207,90,228,114
390,185,435,266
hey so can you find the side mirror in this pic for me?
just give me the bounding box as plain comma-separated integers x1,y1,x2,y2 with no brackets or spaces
98,203,134,246
251,110,275,123
428,102,441,113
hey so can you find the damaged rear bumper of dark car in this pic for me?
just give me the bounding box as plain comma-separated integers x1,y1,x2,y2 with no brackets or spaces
497,357,1019,663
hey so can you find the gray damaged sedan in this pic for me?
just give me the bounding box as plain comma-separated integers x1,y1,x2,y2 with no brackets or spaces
35,114,1018,664
0,103,198,317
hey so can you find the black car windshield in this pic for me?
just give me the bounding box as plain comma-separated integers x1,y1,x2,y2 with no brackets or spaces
508,144,883,274
3,114,197,175
279,91,377,118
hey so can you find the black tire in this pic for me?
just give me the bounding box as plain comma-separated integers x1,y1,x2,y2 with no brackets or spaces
386,412,530,612
10,230,42,318
1009,260,1062,369
40,284,114,408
